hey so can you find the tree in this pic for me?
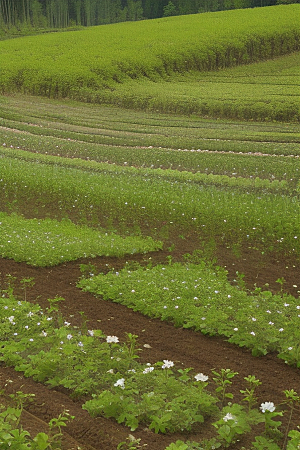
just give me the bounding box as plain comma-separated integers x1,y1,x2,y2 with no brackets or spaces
163,0,177,16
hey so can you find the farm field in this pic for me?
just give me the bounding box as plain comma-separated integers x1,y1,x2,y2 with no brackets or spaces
0,93,299,450
0,5,300,449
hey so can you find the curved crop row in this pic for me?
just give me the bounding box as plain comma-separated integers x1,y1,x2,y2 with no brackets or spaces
0,5,299,102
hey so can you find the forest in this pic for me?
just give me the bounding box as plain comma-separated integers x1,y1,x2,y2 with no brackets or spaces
0,0,298,30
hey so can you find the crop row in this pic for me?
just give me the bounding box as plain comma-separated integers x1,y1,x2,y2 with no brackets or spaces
0,5,299,107
0,285,299,448
1,156,299,256
78,261,300,363
0,212,162,267
0,148,292,193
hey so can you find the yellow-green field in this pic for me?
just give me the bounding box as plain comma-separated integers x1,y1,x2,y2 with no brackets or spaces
0,5,299,120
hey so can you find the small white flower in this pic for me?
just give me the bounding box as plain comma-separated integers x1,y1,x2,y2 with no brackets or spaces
27,311,34,317
106,335,119,343
269,321,274,325
223,413,237,422
260,402,275,413
234,327,238,331
41,331,47,337
143,367,154,374
114,378,125,389
64,321,71,326
29,338,34,342
251,317,257,321
162,360,174,369
279,328,284,332
194,373,208,382
66,334,73,340
8,316,15,323
250,331,256,336
88,330,94,336
107,369,114,374
78,341,84,347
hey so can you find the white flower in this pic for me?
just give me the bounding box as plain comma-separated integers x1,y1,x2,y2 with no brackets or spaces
234,327,238,331
66,334,73,340
64,321,71,327
162,360,174,369
223,413,237,422
194,373,208,382
41,331,47,337
143,367,154,374
88,330,94,336
260,402,275,413
251,317,257,321
78,341,84,347
250,331,256,336
27,311,34,317
114,378,125,389
106,335,119,343
8,316,15,323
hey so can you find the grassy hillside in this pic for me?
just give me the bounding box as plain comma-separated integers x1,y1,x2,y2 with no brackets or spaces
89,52,300,121
0,5,299,121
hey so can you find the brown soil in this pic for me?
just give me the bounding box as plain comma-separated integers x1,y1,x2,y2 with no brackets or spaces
0,237,299,450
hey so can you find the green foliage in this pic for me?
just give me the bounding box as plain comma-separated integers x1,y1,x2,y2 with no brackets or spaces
1,152,299,259
0,5,299,123
78,261,300,365
0,390,73,450
0,212,162,266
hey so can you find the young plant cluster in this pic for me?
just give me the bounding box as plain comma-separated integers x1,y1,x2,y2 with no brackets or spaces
0,282,299,449
0,212,162,266
78,261,300,366
1,156,299,257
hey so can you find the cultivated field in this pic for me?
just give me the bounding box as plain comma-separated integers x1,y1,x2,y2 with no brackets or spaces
0,5,300,450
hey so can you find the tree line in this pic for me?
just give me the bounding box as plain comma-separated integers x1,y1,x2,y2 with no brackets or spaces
0,0,299,30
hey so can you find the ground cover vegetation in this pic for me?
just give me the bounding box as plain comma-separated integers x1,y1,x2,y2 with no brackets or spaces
0,5,299,449
0,212,162,266
0,5,300,122
0,284,299,449
0,92,299,448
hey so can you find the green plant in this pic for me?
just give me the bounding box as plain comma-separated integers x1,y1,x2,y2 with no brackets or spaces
240,375,262,412
211,369,238,407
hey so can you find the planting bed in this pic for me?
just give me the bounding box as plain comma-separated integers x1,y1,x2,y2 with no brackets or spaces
0,233,299,449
